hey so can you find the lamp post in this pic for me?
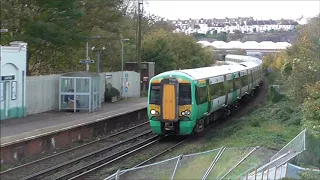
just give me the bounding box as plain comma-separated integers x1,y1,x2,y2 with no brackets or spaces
121,38,129,98
0,29,9,97
91,46,106,73
85,35,101,71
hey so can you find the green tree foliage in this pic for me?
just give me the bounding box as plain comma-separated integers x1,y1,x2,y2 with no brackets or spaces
299,170,320,180
142,29,214,74
302,82,320,137
0,0,174,75
262,14,320,137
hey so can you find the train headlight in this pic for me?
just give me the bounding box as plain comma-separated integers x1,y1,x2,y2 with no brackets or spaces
150,109,159,116
181,109,191,116
150,110,156,115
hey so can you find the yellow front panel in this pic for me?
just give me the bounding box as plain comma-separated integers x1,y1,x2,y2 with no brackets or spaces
162,84,176,120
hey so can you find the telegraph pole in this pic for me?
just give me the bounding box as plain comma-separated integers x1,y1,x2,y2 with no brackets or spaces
137,0,143,97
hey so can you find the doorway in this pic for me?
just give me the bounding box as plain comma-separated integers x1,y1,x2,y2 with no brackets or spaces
2,81,10,117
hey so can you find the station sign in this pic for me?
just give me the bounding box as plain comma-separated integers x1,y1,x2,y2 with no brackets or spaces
1,75,15,81
105,74,112,79
79,59,95,64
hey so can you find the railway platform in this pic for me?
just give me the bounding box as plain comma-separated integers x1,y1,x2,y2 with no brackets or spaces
0,97,148,163
1,97,147,146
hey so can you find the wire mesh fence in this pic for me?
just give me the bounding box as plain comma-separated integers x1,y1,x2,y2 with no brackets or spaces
104,129,308,180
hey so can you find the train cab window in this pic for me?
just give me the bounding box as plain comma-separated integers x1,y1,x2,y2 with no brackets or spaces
179,83,191,105
149,84,161,104
196,86,207,105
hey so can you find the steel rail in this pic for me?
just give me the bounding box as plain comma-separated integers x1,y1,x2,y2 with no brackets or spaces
1,121,148,176
21,130,153,180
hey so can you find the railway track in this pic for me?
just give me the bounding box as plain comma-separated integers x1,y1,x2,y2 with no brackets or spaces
78,136,188,180
21,131,157,180
0,121,151,180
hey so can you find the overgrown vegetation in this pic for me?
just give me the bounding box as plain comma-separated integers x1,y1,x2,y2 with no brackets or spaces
262,14,320,137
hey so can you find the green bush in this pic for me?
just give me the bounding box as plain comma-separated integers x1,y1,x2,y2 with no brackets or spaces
299,170,320,180
104,87,120,102
267,86,285,103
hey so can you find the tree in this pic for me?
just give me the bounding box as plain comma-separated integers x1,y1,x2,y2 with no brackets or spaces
1,0,86,75
142,29,214,74
0,0,175,75
302,82,320,137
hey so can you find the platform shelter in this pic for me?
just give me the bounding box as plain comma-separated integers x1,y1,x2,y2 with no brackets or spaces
59,71,101,112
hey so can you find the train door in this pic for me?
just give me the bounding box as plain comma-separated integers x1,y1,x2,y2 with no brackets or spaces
226,74,234,105
223,75,228,105
235,72,241,98
160,78,179,121
206,79,212,113
250,69,254,92
195,80,208,120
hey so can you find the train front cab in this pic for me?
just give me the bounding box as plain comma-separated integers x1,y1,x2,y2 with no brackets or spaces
148,77,195,136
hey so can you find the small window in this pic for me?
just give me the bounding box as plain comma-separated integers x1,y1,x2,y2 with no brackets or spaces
196,86,207,105
226,79,233,93
179,83,191,105
241,75,248,87
211,82,225,99
235,76,241,90
149,84,161,104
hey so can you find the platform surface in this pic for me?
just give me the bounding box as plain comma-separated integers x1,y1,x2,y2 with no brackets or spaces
0,97,147,146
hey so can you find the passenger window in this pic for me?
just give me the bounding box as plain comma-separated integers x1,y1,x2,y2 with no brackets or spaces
196,86,207,105
210,82,225,99
225,79,233,93
235,76,241,89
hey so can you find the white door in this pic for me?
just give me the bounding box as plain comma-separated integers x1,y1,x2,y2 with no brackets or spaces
3,81,10,117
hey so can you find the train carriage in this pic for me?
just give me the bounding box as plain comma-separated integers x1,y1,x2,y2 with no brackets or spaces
147,54,263,136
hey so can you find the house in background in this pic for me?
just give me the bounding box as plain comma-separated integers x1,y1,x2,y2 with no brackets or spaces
167,16,305,35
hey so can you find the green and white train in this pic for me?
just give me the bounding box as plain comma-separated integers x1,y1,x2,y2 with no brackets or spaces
147,54,264,136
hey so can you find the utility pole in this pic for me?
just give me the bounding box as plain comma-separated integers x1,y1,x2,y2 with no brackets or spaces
83,35,100,71
137,0,143,97
86,40,89,71
91,46,105,74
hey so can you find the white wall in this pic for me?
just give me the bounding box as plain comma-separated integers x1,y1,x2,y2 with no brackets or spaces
26,71,141,115
101,71,141,98
26,75,60,114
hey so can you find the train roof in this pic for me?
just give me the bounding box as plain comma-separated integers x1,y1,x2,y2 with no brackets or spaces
153,55,262,81
225,54,262,64
177,65,234,80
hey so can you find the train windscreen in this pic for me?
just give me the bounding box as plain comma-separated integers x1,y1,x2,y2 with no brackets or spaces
149,84,160,104
179,83,191,105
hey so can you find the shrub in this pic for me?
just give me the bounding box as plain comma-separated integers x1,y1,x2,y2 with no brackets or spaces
267,86,285,103
104,87,120,102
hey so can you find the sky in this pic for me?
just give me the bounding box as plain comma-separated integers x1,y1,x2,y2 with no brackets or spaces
145,1,320,20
